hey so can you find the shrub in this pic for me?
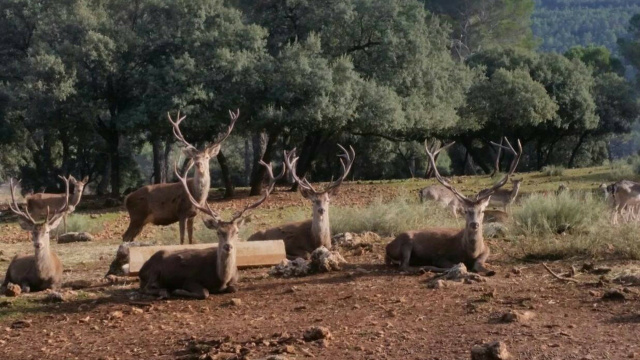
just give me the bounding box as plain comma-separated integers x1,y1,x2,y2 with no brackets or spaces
540,165,565,176
511,191,606,236
63,214,104,234
607,159,634,180
331,195,459,237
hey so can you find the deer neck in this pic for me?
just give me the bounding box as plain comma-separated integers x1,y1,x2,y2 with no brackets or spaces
191,168,211,205
462,227,485,258
71,189,83,207
311,209,331,248
34,237,54,277
217,245,236,284
510,185,520,202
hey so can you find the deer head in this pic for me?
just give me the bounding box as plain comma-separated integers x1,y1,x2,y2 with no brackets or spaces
175,158,284,252
284,144,355,219
9,176,74,249
425,138,522,234
169,109,239,179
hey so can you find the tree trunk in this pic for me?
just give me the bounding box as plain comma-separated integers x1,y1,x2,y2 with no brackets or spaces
490,138,503,176
567,132,589,168
152,137,164,184
217,150,235,198
97,154,111,195
163,137,172,183
461,140,491,174
109,135,120,198
244,137,251,186
543,138,560,166
290,133,322,191
249,131,278,196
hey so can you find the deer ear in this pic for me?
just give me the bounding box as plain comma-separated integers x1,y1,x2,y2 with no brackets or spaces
478,196,491,208
82,176,89,183
206,144,221,158
238,215,251,227
48,216,65,231
182,147,198,159
299,187,313,199
327,186,340,197
17,218,33,231
202,217,220,230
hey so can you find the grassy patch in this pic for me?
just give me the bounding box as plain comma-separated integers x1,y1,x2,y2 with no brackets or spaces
508,191,640,260
63,213,104,234
331,195,459,237
540,165,565,177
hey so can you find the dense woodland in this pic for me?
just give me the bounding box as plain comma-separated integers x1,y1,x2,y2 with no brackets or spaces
1,0,640,198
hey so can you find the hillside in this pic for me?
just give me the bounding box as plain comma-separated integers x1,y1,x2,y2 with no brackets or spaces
532,0,640,53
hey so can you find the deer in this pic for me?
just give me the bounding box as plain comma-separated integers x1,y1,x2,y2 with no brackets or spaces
418,184,464,217
1,177,74,293
386,137,522,274
247,144,355,259
601,180,640,224
26,175,89,234
122,109,239,244
487,178,522,211
138,159,284,299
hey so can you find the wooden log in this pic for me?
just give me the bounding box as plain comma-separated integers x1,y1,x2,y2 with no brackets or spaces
127,240,286,275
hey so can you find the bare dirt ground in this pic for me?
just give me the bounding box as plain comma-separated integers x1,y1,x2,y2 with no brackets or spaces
1,178,639,359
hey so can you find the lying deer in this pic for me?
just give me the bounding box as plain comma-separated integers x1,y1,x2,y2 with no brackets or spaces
248,145,355,259
26,175,88,234
138,159,284,299
602,180,640,224
1,177,75,293
123,110,238,244
418,184,464,217
488,178,521,211
386,137,521,274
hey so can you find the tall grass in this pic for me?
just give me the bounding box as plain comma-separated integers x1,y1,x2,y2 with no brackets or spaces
509,191,640,260
64,214,104,234
540,165,565,176
331,195,459,237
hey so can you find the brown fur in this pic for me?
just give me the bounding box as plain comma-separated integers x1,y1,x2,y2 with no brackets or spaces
418,184,464,217
26,176,88,233
385,198,491,273
488,179,521,210
248,218,330,259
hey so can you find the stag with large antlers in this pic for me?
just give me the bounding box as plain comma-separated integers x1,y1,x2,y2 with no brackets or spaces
1,177,75,293
138,159,284,299
26,175,89,234
122,110,239,244
248,145,355,259
386,138,522,274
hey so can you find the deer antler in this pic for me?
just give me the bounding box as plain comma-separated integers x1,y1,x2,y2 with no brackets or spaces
229,159,286,222
205,109,240,155
47,175,74,225
285,144,355,195
174,161,221,222
323,144,356,194
9,179,36,224
476,137,522,201
168,110,197,151
424,141,471,203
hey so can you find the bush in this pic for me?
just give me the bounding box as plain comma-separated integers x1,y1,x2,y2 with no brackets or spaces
540,165,565,176
607,159,634,180
331,195,459,237
511,191,605,236
63,214,104,234
508,191,640,260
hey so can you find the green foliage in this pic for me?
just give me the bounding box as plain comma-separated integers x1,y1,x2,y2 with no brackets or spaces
511,191,605,235
532,1,640,54
64,214,104,235
564,45,625,76
541,165,565,176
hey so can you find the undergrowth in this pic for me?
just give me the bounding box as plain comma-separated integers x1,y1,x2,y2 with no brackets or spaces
540,165,565,177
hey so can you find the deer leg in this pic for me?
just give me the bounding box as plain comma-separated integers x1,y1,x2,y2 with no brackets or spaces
399,242,413,272
187,217,194,244
122,219,144,242
172,281,209,300
179,218,186,245
63,215,67,234
20,283,31,293
222,273,239,294
472,249,495,276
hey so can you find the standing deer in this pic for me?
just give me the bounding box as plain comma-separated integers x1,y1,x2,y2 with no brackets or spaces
602,180,640,224
123,109,239,244
488,178,522,211
2,177,74,293
418,184,464,217
138,159,284,299
26,175,89,234
386,137,522,274
248,145,355,259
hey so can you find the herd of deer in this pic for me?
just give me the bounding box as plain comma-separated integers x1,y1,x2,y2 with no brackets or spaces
3,109,640,300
